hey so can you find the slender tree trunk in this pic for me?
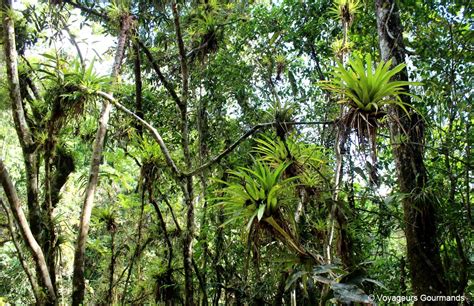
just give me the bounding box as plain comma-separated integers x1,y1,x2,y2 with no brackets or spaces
71,101,113,305
121,189,146,304
466,119,472,226
71,14,133,305
331,12,353,266
149,187,175,303
0,160,56,303
172,3,195,304
375,0,447,299
43,134,57,292
106,229,117,305
212,172,228,305
1,2,56,303
197,88,210,306
2,0,40,242
133,38,144,136
0,199,41,303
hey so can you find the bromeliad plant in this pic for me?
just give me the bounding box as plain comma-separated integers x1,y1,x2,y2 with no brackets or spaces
218,161,297,226
321,54,417,115
37,55,110,140
41,55,111,114
330,0,361,27
215,160,316,260
253,134,331,190
320,54,420,175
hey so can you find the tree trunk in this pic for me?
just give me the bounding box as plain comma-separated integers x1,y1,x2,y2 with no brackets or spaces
1,1,56,303
197,82,210,306
106,229,117,305
71,14,133,305
2,0,40,247
0,160,56,304
121,189,147,304
0,199,41,303
172,2,195,304
375,0,447,299
133,37,144,136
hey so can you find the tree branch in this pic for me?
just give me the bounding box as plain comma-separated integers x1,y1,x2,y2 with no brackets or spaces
62,0,109,20
138,41,183,108
185,121,333,177
91,89,182,177
86,89,333,182
64,24,85,69
172,2,189,110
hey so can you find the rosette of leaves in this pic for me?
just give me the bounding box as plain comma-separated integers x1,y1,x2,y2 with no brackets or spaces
269,101,295,140
323,54,416,114
106,0,133,32
330,0,361,27
219,161,296,223
40,55,110,128
285,264,382,304
331,38,353,58
32,55,110,156
215,160,316,260
253,134,330,188
319,54,419,163
94,206,118,233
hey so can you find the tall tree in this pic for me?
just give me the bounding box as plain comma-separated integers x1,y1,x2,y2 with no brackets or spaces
171,3,195,304
1,0,57,303
375,0,447,298
71,11,134,306
1,0,471,304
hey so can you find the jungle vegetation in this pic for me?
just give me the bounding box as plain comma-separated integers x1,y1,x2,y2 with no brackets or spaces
0,0,472,305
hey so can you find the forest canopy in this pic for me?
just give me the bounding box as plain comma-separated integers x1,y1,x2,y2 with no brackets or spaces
0,0,472,305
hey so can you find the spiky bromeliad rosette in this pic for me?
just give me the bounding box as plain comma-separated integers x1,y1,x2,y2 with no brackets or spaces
319,54,420,155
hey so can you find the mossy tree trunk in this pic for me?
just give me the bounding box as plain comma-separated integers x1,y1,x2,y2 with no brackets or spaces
375,0,448,300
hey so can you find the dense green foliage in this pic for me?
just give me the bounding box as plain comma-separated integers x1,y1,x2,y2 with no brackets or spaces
0,0,472,304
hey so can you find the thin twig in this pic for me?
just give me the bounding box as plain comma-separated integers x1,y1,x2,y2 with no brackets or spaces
64,25,85,69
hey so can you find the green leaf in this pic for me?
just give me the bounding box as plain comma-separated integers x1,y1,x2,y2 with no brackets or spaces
257,204,265,221
331,283,371,303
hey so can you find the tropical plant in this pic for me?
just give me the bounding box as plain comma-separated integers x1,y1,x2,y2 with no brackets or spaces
40,55,110,105
269,101,295,139
1,0,471,304
217,160,297,226
320,54,418,114
254,134,324,166
253,134,331,189
320,54,420,180
331,38,353,57
285,264,381,304
35,55,110,139
94,206,118,233
330,0,361,26
214,160,313,256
